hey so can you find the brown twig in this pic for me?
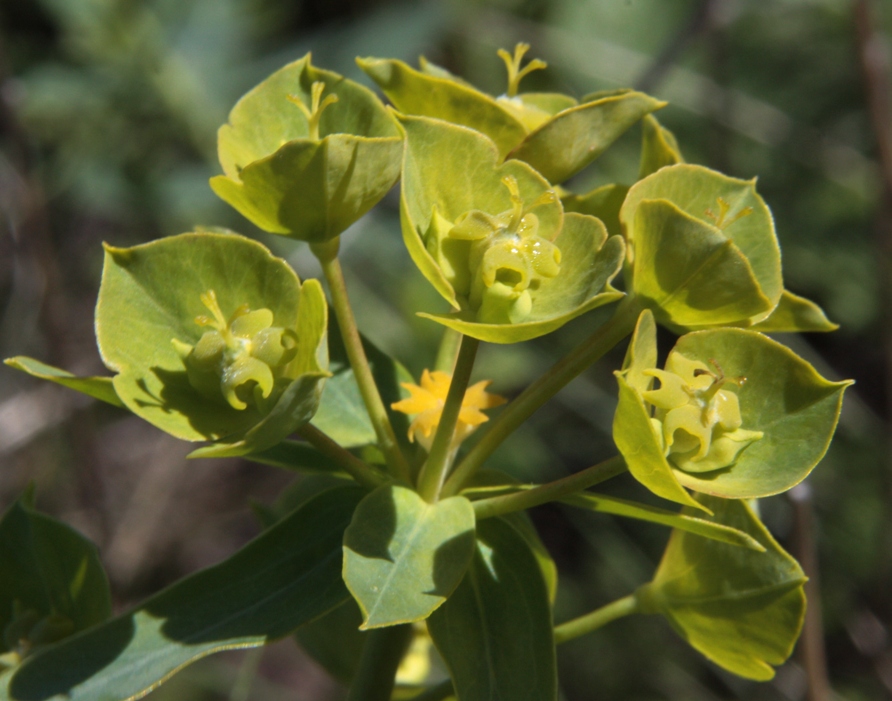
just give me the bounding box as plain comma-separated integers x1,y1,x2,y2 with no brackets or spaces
789,483,832,701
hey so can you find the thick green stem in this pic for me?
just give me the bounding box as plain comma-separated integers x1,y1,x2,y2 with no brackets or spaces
417,335,480,502
553,593,640,645
346,624,413,701
442,298,641,497
296,424,384,489
471,456,626,520
312,240,411,483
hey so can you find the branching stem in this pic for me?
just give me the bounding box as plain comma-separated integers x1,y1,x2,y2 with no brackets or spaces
442,297,640,497
471,456,626,520
296,424,384,489
553,593,641,645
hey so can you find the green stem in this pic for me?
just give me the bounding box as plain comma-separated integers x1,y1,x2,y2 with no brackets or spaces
433,325,462,373
471,456,626,520
312,240,411,484
442,298,641,497
553,593,640,645
296,424,384,489
417,335,480,502
346,624,413,701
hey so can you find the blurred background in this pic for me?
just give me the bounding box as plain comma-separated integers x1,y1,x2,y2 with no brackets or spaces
0,0,890,699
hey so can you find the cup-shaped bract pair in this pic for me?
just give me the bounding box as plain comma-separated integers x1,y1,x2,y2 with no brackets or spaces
620,164,837,333
359,44,665,185
399,114,625,344
95,231,329,457
613,310,850,510
211,54,403,243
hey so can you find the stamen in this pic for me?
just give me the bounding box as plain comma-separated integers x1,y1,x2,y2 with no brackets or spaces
497,43,547,98
287,81,339,140
501,175,525,232
704,197,754,230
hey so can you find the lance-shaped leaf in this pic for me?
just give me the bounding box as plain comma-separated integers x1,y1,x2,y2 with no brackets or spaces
620,164,785,331
4,486,364,701
637,495,806,681
211,54,402,243
0,492,111,670
427,517,557,701
561,492,764,551
3,357,123,408
614,311,851,501
96,231,328,455
359,53,663,183
400,114,624,344
343,485,476,629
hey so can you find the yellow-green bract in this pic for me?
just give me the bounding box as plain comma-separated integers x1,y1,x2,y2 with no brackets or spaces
398,113,625,344
613,310,850,506
359,47,664,185
95,230,330,457
211,54,403,243
619,164,836,333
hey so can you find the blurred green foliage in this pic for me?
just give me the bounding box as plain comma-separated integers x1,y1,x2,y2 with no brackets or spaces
1,0,890,699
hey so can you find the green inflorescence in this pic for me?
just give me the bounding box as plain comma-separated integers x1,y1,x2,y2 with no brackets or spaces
644,352,763,473
446,175,561,324
172,290,297,411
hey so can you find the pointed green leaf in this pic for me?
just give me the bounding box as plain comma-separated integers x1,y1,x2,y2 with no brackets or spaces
620,309,658,394
639,114,683,179
561,492,764,551
561,183,629,239
343,485,476,629
749,290,838,333
668,329,851,498
621,164,782,328
638,495,806,681
97,231,327,448
3,357,123,408
5,486,364,701
0,493,112,666
213,55,402,242
358,57,528,159
427,518,557,701
509,90,665,184
626,199,772,331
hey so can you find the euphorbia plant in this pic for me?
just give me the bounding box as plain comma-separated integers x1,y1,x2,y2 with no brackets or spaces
1,44,850,701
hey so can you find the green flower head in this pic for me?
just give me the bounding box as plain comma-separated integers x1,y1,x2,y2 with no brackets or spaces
613,311,850,508
359,44,664,184
95,231,329,457
211,54,403,243
398,114,624,344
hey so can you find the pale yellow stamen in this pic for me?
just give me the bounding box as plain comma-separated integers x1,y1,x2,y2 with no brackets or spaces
288,81,339,140
497,43,547,98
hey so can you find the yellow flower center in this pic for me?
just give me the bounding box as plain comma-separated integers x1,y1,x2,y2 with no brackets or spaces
642,353,763,473
447,175,561,324
391,369,506,452
288,81,339,141
172,290,296,411
497,43,547,98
